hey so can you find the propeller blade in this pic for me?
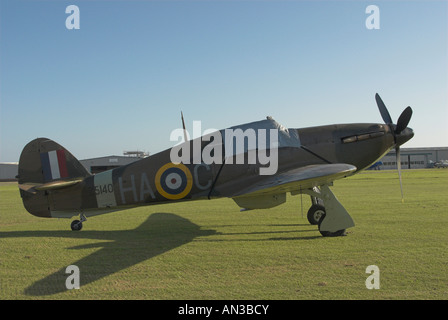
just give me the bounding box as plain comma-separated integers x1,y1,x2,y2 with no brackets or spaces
395,106,413,134
375,93,393,124
396,146,404,203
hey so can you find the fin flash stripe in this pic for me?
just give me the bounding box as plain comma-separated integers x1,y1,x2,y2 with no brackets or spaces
40,150,68,181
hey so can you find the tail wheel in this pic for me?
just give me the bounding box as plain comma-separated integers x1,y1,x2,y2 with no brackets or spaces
71,220,83,231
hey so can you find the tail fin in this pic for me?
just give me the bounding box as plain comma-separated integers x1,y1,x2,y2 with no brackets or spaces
18,138,90,185
18,138,91,217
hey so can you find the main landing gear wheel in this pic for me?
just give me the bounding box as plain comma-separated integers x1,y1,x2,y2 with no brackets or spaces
307,204,326,225
317,213,347,237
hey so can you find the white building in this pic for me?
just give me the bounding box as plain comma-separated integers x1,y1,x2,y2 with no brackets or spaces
0,162,19,181
0,154,145,181
2,147,447,180
377,147,448,170
80,155,141,174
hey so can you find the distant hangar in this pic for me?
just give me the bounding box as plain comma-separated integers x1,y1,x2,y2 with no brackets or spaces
378,147,448,170
1,147,447,181
0,151,147,181
0,162,19,181
80,152,146,174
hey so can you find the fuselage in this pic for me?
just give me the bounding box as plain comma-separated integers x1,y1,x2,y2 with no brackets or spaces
22,121,413,219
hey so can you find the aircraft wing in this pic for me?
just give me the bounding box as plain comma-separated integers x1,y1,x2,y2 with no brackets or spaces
231,164,356,207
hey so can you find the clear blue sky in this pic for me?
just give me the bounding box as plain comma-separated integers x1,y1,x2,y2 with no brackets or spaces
1,0,447,162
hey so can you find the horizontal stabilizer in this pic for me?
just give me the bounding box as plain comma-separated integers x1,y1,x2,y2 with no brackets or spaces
34,178,84,191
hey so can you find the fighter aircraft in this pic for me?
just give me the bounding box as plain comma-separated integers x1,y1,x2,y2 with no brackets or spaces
17,93,414,236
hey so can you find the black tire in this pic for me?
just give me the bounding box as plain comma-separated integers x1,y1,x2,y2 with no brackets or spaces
319,228,346,237
317,215,346,237
307,204,326,225
71,220,82,231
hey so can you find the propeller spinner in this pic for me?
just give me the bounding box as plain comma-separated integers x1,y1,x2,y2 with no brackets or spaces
375,93,414,202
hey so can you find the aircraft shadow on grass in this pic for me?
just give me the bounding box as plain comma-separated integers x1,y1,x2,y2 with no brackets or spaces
0,213,216,296
0,213,320,296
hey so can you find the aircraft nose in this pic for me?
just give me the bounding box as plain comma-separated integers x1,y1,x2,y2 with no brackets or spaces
395,127,414,147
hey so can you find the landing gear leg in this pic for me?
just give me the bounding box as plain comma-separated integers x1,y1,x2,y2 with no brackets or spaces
303,185,355,237
71,213,87,231
310,195,324,207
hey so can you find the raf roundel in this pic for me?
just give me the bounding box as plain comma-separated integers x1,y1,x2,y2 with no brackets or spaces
155,163,193,200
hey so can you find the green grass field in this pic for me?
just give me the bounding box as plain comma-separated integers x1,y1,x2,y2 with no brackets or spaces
1,169,447,300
